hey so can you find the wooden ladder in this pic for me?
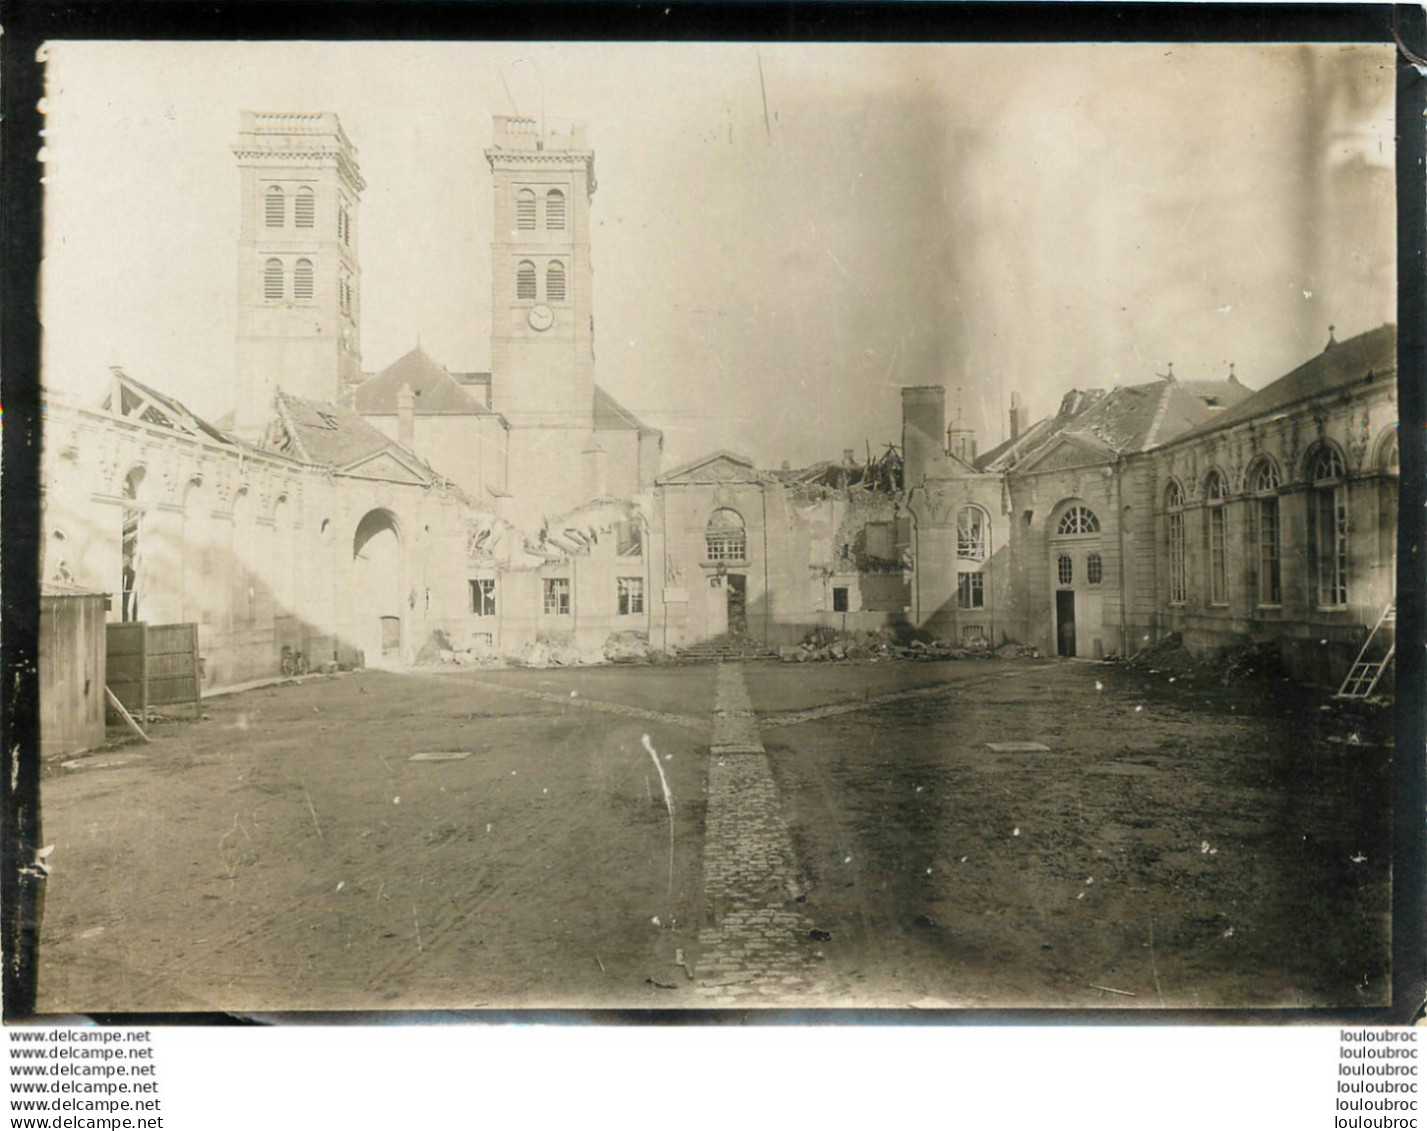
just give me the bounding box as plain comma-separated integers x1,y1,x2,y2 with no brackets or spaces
1334,600,1396,700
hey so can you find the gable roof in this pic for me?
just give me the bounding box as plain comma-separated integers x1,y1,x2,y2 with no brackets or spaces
264,390,435,483
593,384,661,437
351,346,487,415
1169,323,1397,445
657,449,764,485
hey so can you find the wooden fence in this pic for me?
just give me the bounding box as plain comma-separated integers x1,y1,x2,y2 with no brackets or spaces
106,622,202,721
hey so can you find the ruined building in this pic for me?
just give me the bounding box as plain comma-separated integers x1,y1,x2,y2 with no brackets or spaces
37,110,1398,690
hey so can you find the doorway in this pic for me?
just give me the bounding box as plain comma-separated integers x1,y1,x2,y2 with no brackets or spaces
1056,590,1076,658
726,573,747,636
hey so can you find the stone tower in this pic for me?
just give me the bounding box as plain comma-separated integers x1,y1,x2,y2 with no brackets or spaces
485,116,598,511
232,112,365,438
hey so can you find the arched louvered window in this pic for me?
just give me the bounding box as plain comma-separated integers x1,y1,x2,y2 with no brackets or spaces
546,189,566,230
265,186,285,228
1056,505,1100,536
1246,458,1281,606
263,258,284,300
294,258,314,300
546,260,566,302
516,189,536,231
294,187,315,228
516,261,537,301
1165,479,1187,604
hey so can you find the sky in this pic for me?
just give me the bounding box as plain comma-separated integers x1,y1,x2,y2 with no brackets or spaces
39,41,1396,469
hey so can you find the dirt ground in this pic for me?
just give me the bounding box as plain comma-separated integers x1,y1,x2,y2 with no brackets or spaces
33,656,1391,1013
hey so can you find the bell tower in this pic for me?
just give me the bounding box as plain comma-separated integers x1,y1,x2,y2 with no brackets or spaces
485,115,596,430
232,111,365,438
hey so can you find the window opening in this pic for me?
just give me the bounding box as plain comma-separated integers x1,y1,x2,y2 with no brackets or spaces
957,571,985,609
832,587,849,613
617,577,645,616
265,186,284,227
957,506,988,561
294,187,315,228
546,189,566,230
264,259,284,300
1057,554,1073,586
469,578,496,617
706,509,746,561
1086,552,1103,585
1057,505,1100,535
542,577,571,616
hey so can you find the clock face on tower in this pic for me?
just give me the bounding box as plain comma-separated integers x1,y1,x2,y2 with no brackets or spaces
528,304,554,332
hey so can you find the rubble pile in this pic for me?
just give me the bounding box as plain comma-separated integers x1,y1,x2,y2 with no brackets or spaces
778,628,1039,663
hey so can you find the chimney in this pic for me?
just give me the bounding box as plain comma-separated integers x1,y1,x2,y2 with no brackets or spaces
397,383,415,451
901,386,946,485
1010,391,1029,442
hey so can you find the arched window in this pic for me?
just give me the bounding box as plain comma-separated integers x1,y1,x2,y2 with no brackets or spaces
546,261,566,303
1246,458,1282,606
294,258,314,300
705,509,746,562
1203,470,1229,605
1307,444,1348,606
1086,552,1103,585
516,260,537,301
1057,554,1073,586
1056,505,1100,536
294,187,315,228
516,189,537,230
263,258,284,300
546,189,566,230
265,186,285,227
1165,479,1187,604
1379,428,1399,474
956,506,989,562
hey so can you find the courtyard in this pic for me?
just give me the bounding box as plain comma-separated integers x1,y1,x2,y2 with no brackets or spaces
34,655,1391,1013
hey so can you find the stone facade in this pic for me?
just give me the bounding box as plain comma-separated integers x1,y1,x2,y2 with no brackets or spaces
899,325,1399,684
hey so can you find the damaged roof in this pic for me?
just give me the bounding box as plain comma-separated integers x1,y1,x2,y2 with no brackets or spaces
100,370,235,446
1170,323,1397,444
992,373,1253,472
350,346,489,415
265,390,435,481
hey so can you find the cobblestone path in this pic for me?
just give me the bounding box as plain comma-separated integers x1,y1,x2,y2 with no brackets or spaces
695,664,820,1006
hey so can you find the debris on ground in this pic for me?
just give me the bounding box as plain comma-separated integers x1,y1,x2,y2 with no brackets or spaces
778,626,1038,664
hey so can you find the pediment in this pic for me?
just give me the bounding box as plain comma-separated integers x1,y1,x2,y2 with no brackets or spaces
339,448,430,486
1016,435,1112,475
657,450,760,485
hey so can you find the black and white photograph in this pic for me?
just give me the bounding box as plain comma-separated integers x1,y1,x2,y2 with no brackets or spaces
7,23,1420,1028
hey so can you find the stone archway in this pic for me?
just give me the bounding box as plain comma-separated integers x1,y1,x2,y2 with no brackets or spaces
353,508,404,667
